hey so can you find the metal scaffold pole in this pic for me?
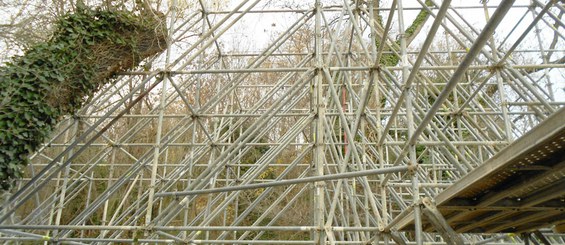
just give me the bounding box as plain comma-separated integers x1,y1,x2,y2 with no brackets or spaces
1,0,565,244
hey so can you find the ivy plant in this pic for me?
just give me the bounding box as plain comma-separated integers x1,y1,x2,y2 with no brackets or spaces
0,7,166,190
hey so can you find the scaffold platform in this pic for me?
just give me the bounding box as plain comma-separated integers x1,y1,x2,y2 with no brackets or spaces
397,107,565,234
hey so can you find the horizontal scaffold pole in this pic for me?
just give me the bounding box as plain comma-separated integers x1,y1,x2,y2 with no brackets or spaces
156,166,410,197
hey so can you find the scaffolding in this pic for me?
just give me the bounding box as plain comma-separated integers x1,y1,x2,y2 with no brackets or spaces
1,0,565,244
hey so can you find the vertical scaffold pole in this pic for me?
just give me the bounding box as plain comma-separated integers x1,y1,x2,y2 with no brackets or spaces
397,0,423,244
145,0,176,228
483,2,513,142
313,0,326,244
52,118,78,239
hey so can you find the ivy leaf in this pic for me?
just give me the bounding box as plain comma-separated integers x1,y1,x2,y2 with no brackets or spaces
0,7,166,191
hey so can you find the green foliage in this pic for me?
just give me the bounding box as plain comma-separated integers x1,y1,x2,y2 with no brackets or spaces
0,8,166,190
404,0,433,39
379,52,401,67
375,0,433,67
416,144,429,164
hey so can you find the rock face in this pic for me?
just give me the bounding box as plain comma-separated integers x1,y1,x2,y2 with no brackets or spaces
0,8,167,190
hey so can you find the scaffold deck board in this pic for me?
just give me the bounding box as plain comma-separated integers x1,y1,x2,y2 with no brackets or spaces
398,107,565,233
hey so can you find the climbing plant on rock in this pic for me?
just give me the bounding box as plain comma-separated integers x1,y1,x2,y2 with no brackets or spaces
0,7,167,190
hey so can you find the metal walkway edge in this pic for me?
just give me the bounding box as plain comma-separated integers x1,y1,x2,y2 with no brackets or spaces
398,107,565,234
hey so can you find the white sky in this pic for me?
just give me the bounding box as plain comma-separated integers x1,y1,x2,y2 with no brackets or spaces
0,0,563,100
211,0,564,100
